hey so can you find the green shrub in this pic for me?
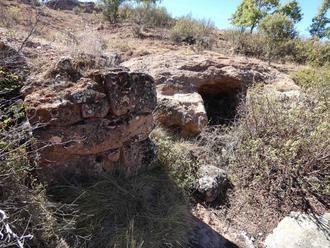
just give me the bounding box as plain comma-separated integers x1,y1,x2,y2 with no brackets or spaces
100,0,125,23
222,30,267,58
292,39,330,66
121,4,173,28
222,29,330,66
259,13,296,64
171,16,215,49
73,6,84,15
151,128,198,191
290,65,330,89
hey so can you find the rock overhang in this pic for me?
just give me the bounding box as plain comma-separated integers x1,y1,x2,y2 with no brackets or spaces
122,52,290,135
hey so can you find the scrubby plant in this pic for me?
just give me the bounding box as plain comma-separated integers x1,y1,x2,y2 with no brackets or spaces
73,6,84,15
225,74,329,213
290,65,330,89
0,67,66,247
222,29,330,65
259,12,296,64
293,39,330,66
122,4,173,28
101,0,163,23
0,5,21,27
171,16,215,49
100,0,125,23
151,128,199,191
222,29,268,58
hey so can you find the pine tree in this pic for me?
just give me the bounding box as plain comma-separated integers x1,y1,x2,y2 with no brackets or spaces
310,0,330,39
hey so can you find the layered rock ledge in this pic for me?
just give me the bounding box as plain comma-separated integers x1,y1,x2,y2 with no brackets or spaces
122,52,300,135
24,57,157,181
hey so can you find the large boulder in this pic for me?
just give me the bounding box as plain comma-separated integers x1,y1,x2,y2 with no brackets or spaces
122,52,300,135
24,57,157,181
264,212,330,248
155,93,208,136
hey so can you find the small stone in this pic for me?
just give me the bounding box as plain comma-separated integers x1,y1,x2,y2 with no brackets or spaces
192,165,228,203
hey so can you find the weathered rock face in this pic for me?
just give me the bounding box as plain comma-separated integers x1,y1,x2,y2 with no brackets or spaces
264,212,330,248
155,93,208,136
122,52,300,135
24,57,157,181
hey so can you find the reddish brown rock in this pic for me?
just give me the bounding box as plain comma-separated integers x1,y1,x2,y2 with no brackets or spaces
24,57,157,181
122,52,300,135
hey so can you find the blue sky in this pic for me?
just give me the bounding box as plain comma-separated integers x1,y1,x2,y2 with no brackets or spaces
158,0,327,37
83,0,328,36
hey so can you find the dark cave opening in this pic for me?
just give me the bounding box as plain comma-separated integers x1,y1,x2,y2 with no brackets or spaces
199,87,243,126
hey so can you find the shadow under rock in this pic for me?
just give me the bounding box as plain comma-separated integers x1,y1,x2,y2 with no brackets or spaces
189,216,239,248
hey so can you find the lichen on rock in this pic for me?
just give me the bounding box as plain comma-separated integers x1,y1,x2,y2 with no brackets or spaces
24,56,157,181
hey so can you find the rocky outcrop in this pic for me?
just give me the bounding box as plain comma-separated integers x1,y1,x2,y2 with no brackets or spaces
264,212,330,248
24,57,157,181
122,52,300,135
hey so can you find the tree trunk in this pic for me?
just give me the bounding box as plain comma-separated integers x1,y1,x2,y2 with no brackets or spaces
250,24,256,34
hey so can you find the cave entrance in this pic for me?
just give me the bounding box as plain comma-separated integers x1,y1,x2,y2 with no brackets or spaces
199,86,243,126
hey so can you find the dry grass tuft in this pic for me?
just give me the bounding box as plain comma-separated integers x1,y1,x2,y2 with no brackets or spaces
48,166,192,248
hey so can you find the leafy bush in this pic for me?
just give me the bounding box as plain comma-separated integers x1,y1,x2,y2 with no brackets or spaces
222,30,268,58
100,0,125,23
73,6,84,15
120,4,173,28
259,13,296,64
290,65,330,89
171,16,215,49
291,39,330,66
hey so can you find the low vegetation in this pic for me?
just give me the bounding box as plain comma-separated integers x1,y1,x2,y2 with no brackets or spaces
224,69,329,213
48,167,191,248
0,67,63,247
120,4,173,28
171,16,215,49
151,128,198,191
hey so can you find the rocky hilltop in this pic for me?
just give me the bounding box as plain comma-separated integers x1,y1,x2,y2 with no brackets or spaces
0,1,328,248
